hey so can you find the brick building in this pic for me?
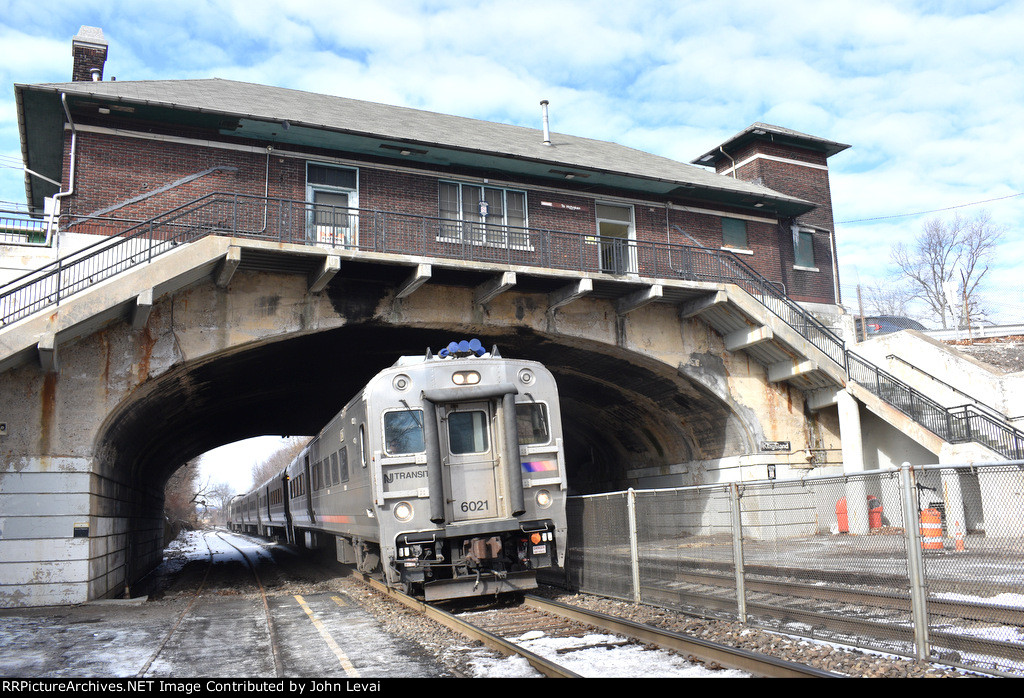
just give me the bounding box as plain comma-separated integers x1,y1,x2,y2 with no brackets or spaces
14,27,849,311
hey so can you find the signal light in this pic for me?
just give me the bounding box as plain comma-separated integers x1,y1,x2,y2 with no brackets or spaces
438,337,487,358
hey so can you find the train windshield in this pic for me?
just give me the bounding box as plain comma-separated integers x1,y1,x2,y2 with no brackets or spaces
447,410,490,454
516,403,550,445
383,409,425,455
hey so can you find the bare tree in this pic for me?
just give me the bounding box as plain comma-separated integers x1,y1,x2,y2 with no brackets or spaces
890,211,1004,328
864,280,913,317
164,459,204,541
249,437,311,489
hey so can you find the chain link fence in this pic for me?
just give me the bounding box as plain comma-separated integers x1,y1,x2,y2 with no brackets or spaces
560,462,1024,676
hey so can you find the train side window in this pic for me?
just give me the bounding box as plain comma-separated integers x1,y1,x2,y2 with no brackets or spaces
338,447,349,482
383,409,425,455
515,403,550,445
448,410,489,454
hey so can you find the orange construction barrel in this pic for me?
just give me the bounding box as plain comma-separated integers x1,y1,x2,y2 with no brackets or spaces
919,508,943,550
836,498,848,533
867,495,883,529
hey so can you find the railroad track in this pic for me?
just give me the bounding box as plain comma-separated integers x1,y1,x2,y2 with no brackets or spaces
136,530,283,677
352,571,839,678
636,564,1024,668
577,551,1024,671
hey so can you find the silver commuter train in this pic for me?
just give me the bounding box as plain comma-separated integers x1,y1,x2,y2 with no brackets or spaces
230,340,567,601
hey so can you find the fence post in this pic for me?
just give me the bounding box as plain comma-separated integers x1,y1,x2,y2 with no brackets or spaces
729,483,747,623
900,462,931,660
627,488,641,604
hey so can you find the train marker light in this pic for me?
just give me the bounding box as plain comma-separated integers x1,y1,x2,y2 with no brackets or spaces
452,370,480,385
438,338,488,358
536,489,552,508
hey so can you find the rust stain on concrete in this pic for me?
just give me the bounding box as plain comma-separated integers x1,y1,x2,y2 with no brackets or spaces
39,371,58,453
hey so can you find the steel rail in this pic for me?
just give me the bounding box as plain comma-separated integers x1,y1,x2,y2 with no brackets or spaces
523,594,841,678
663,567,1024,626
135,531,217,677
214,531,285,677
351,570,580,678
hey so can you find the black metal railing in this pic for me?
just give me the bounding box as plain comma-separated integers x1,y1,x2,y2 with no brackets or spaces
847,351,1024,459
2,192,1022,460
0,193,848,370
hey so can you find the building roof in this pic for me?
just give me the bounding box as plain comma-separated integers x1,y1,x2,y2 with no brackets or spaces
692,122,851,167
16,78,817,217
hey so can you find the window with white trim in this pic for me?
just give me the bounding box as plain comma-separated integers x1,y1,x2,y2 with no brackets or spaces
722,217,748,250
438,181,528,248
307,163,358,248
793,227,816,269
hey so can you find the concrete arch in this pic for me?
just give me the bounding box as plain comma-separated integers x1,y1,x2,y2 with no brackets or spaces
1,265,807,604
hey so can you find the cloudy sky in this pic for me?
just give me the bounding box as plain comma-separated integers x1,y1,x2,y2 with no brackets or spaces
2,1,1022,489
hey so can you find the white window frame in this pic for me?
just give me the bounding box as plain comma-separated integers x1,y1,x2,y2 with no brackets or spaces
595,201,637,275
792,225,819,271
437,180,531,250
306,162,359,248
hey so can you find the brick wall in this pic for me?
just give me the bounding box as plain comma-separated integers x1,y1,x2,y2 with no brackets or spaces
59,129,838,305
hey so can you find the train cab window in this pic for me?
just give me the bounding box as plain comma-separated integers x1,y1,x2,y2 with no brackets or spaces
383,409,425,455
516,403,550,445
448,410,489,454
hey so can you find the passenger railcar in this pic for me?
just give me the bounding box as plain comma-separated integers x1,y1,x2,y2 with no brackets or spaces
236,341,568,601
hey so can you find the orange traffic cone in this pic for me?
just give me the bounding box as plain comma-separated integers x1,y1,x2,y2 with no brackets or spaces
955,521,965,552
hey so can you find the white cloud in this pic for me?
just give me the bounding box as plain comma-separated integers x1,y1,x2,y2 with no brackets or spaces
2,0,1022,308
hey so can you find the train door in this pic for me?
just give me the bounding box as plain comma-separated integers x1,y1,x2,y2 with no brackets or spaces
303,455,316,524
440,400,505,522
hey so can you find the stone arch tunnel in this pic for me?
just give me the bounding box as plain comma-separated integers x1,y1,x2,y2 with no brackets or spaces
98,323,754,502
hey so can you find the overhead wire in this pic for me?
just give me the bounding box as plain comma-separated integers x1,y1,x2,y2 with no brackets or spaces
838,192,1024,224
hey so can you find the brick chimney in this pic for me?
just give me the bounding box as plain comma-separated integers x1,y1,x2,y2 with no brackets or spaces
71,26,108,82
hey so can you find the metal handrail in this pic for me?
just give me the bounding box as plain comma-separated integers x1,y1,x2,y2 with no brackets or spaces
885,352,1023,422
848,351,1024,459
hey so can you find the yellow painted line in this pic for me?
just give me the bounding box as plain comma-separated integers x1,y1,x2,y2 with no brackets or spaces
331,595,348,607
294,594,360,677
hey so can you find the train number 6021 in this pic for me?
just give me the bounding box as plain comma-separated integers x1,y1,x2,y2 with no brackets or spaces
460,499,489,513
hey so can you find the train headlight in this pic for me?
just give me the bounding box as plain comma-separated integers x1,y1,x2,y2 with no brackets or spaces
452,370,480,386
535,489,552,509
394,501,414,522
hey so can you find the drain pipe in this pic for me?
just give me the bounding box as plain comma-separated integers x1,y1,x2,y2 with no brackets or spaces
719,146,736,178
50,92,79,253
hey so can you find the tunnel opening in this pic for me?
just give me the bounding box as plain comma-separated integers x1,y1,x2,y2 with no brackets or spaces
99,324,749,495
94,323,750,588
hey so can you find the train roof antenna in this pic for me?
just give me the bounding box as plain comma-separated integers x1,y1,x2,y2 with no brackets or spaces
425,347,433,359
491,345,501,357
